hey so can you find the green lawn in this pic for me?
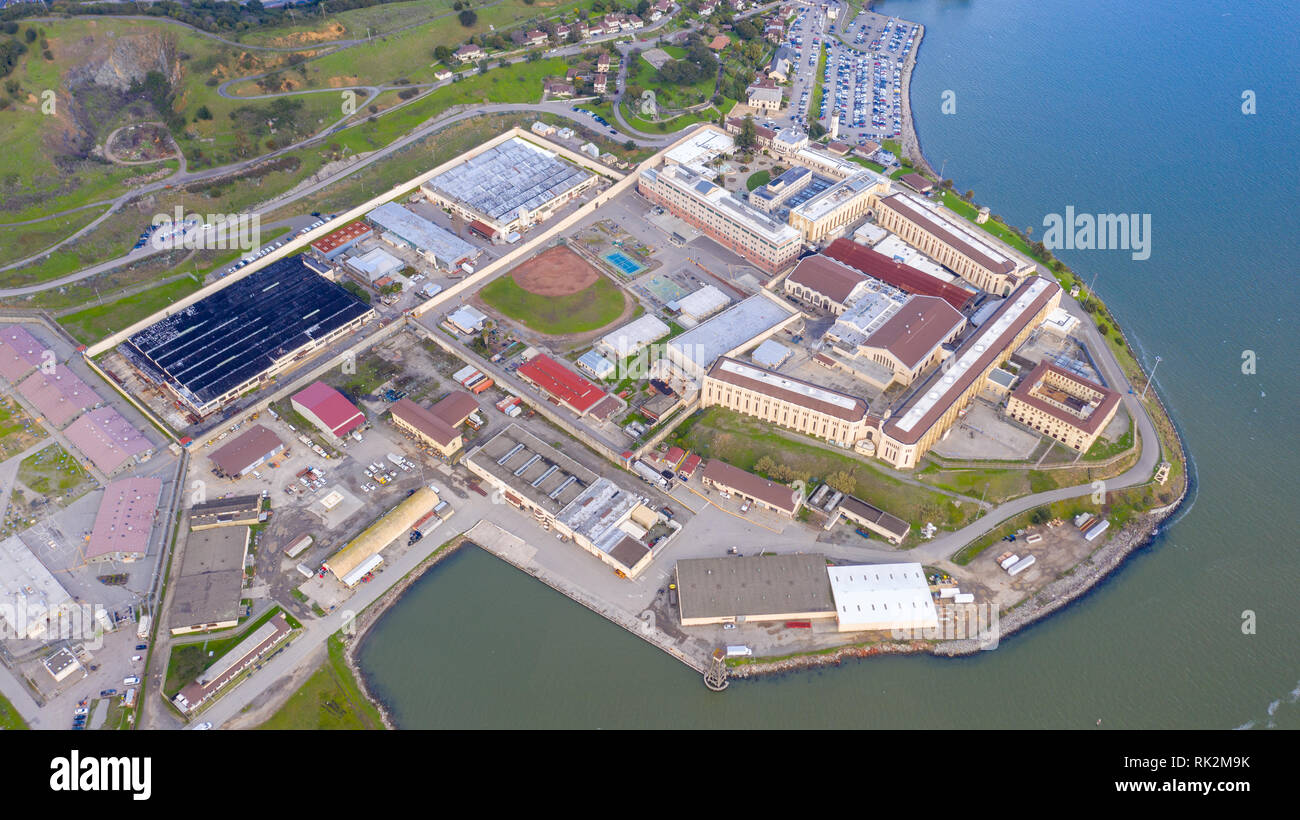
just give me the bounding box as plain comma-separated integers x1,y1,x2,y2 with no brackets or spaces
808,43,827,126
480,272,626,335
16,445,91,497
0,206,107,268
58,274,204,346
256,633,386,730
675,408,979,532
0,692,28,729
746,170,771,191
0,398,46,461
847,155,887,173
940,190,1036,257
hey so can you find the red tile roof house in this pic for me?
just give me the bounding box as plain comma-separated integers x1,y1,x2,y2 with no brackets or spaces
291,381,366,440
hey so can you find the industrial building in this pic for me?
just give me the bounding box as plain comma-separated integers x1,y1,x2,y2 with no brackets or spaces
64,407,152,475
189,495,262,530
169,526,250,634
873,193,1031,295
0,534,76,640
421,137,597,238
0,324,46,382
389,393,479,457
876,277,1062,469
309,221,374,260
174,613,292,714
323,486,441,586
826,563,937,632
675,554,835,626
291,381,366,441
366,202,478,271
465,425,659,577
346,247,405,283
833,495,910,543
576,350,616,380
787,172,888,242
17,366,99,428
701,357,871,447
210,425,285,478
597,314,671,359
1005,360,1121,452
638,163,803,275
85,477,161,563
516,353,608,416
122,256,375,417
822,238,976,311
699,458,803,517
663,294,798,382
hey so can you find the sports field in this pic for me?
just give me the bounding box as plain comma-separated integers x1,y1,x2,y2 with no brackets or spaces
480,246,626,335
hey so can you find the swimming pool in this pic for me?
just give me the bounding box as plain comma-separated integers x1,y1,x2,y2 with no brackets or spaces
604,251,643,276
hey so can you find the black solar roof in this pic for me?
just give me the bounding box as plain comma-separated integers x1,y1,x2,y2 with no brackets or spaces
123,256,372,407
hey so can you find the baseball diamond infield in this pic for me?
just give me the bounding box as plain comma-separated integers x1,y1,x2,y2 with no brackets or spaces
480,245,627,335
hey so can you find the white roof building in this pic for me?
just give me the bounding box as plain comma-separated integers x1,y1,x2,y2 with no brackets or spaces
597,315,671,359
663,129,735,175
0,534,77,641
670,284,731,325
827,563,938,633
346,247,405,282
577,350,616,379
1041,307,1081,337
446,305,489,334
666,294,797,380
751,339,792,369
852,222,890,247
873,235,959,284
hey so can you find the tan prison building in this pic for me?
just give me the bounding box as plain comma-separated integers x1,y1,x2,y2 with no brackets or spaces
638,163,803,274
875,276,1062,469
788,172,887,243
873,193,1032,295
701,356,871,447
1005,360,1121,452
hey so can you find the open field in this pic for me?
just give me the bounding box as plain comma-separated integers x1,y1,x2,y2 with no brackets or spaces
255,633,385,730
0,207,107,268
674,408,980,532
16,444,92,498
480,247,627,334
58,274,205,346
0,398,46,461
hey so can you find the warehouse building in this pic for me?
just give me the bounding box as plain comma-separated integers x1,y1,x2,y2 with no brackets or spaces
465,425,659,577
169,526,250,635
699,458,803,517
822,238,977,311
291,381,366,441
873,193,1032,295
421,137,597,237
638,163,803,275
85,477,162,563
516,353,608,416
597,314,671,359
827,563,937,632
122,256,375,417
64,407,152,475
389,393,479,457
876,277,1062,469
0,325,46,382
17,367,100,428
664,294,798,382
366,202,478,271
669,284,731,326
675,555,836,626
189,495,262,530
323,486,441,586
346,247,405,283
309,221,374,260
1005,360,1121,452
701,357,871,447
0,534,76,640
210,425,285,478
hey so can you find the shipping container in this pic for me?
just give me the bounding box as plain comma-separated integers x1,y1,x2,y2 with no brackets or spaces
999,554,1021,570
939,587,960,599
136,615,151,640
952,593,975,604
1084,520,1110,541
467,376,494,394
1007,555,1037,576
725,645,753,657
453,365,478,383
285,535,313,558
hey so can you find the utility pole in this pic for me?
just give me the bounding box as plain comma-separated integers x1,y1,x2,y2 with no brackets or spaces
1140,355,1162,401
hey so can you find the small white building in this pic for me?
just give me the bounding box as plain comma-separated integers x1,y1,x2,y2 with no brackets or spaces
580,142,601,159
446,305,489,334
577,350,616,379
597,314,671,359
346,247,405,283
1041,307,1080,337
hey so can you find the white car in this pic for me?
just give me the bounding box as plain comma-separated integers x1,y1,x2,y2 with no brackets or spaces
191,722,213,731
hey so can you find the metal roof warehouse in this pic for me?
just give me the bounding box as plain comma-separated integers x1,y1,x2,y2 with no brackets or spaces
122,256,375,416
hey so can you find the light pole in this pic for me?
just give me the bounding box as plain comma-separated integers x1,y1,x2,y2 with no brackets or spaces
1140,355,1162,400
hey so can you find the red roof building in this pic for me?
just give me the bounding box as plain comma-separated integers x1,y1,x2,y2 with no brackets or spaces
0,325,47,382
822,239,976,311
291,381,366,439
86,477,162,563
516,354,607,416
679,453,702,478
309,221,374,259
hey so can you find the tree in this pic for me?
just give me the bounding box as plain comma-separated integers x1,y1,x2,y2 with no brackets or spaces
964,189,975,200
459,9,478,26
808,121,826,139
1097,322,1109,336
195,105,212,121
754,456,776,475
623,139,636,150
434,44,453,63
826,471,856,494
736,115,757,150
526,49,542,62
